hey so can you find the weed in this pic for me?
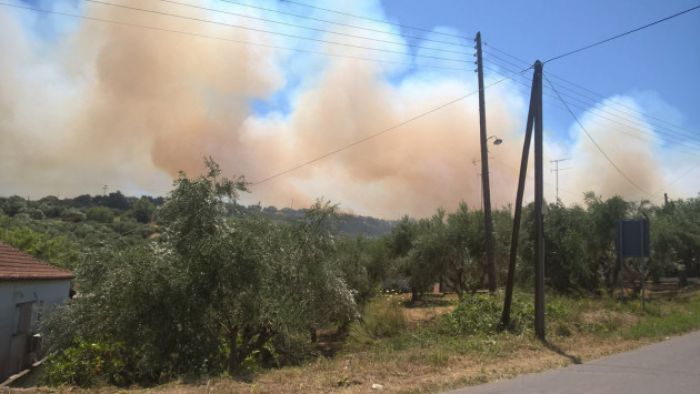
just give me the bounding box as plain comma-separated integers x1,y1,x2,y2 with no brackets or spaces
346,296,408,347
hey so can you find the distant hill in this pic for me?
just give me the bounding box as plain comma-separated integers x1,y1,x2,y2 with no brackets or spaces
0,193,396,239
235,204,395,237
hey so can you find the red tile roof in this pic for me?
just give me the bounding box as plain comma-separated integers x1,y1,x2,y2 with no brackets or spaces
0,242,75,281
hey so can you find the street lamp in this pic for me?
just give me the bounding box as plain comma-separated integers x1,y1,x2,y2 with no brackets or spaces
488,135,503,145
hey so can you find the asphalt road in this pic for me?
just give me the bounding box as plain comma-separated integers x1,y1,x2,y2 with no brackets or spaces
448,330,700,394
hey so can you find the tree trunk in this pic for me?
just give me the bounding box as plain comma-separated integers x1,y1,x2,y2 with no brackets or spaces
410,287,421,304
227,328,239,375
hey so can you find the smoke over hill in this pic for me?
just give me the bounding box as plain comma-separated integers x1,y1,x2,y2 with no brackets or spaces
0,0,692,218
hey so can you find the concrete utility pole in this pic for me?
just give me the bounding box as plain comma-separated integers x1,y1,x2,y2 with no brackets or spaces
475,31,497,293
550,158,570,202
533,60,546,340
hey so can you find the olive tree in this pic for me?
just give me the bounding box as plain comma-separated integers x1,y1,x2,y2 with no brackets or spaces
43,159,357,384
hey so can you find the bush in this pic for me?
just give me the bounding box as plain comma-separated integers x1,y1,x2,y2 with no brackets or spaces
86,207,114,223
441,293,557,336
442,294,501,335
39,203,64,218
24,208,46,220
61,208,86,223
132,197,155,223
3,196,27,216
42,340,133,387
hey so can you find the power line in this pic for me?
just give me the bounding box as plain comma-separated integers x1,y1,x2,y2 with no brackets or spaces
652,160,700,196
16,0,698,145
544,3,700,63
545,76,652,196
493,67,700,159
85,0,473,65
266,1,700,70
485,44,700,143
156,0,472,58
483,58,700,151
252,69,530,185
0,1,471,72
262,0,469,40
215,0,473,51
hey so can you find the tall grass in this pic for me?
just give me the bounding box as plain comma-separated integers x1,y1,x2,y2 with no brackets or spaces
346,296,407,347
624,296,700,339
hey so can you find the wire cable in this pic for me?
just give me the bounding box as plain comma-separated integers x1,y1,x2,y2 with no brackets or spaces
484,57,700,149
262,0,469,40
651,161,700,196
252,67,531,185
0,1,471,72
546,76,652,196
486,42,700,141
544,3,700,63
215,0,474,50
156,0,472,57
85,0,473,65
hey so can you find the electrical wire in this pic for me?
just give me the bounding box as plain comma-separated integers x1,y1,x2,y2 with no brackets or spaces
85,0,473,65
156,0,472,57
546,76,652,196
0,1,471,72
544,3,700,63
484,57,700,150
485,43,700,142
215,0,474,50
651,160,700,196
252,67,531,185
259,0,469,40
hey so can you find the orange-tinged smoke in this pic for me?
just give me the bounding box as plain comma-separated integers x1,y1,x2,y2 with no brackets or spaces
0,0,689,218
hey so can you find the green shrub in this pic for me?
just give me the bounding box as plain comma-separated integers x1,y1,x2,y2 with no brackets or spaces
42,340,133,387
86,207,114,223
440,293,563,336
61,208,86,223
24,208,46,220
442,294,501,335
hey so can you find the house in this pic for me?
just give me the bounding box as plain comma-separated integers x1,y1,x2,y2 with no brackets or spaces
0,242,74,382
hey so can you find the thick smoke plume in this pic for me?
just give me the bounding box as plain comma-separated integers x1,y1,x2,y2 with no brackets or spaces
0,0,690,218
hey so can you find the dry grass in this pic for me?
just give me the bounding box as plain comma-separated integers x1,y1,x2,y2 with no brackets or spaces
26,336,644,394
12,291,700,394
401,293,457,324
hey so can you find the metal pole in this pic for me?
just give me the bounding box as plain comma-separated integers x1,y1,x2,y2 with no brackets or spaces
549,159,569,202
533,60,546,340
500,69,537,328
555,160,559,202
475,31,497,293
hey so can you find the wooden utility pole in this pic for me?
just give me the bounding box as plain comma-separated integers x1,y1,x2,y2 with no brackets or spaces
475,32,497,293
500,69,537,328
533,60,546,340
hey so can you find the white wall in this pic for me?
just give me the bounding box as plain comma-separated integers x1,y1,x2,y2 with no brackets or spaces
0,279,71,381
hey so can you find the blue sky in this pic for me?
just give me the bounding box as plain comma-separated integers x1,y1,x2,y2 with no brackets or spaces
380,0,700,143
